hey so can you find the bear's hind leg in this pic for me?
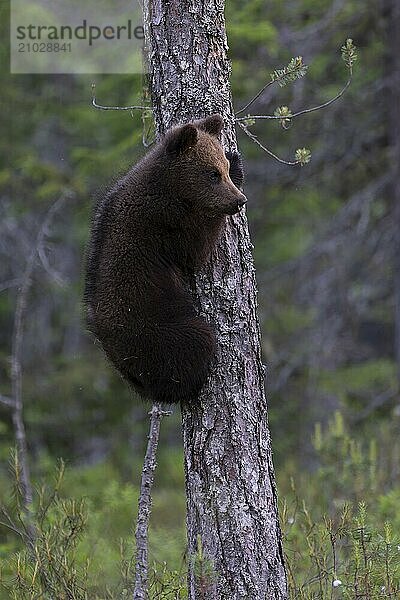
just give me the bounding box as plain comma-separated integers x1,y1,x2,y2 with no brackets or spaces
147,317,217,405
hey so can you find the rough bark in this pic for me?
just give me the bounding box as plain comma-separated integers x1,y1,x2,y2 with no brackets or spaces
143,1,287,598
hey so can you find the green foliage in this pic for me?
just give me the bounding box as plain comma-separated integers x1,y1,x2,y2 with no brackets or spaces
2,414,400,598
294,147,312,166
283,501,400,598
0,460,187,599
148,563,187,599
274,106,293,129
270,56,308,88
282,413,400,598
341,39,358,71
0,460,90,599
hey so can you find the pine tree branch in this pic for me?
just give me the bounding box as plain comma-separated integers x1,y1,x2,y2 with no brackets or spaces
238,122,304,166
236,74,352,124
91,83,150,112
235,58,308,116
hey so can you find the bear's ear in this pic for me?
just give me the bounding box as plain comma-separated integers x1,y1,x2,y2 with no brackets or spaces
196,114,224,137
165,124,198,155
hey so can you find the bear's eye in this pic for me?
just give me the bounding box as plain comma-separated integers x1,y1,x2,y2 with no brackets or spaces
209,170,221,181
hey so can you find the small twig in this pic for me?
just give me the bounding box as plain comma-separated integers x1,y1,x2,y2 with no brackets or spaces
11,192,71,513
235,79,277,116
0,519,24,539
238,122,301,166
0,394,14,408
351,389,397,424
133,402,171,600
235,63,307,115
0,278,22,293
141,109,155,148
236,73,352,123
38,243,66,286
91,83,150,112
38,460,65,529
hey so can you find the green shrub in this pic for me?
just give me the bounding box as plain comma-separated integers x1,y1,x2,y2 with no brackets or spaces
1,413,400,598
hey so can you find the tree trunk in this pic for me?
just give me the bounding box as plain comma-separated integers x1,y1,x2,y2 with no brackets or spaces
143,2,287,598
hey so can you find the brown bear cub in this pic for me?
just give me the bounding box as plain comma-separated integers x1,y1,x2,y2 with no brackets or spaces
84,114,246,405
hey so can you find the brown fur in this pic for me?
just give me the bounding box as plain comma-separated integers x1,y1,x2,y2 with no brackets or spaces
84,115,246,404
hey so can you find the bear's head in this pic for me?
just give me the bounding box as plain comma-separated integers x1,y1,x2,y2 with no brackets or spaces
162,114,247,217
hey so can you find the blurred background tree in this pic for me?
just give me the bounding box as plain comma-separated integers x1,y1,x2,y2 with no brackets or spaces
1,0,399,597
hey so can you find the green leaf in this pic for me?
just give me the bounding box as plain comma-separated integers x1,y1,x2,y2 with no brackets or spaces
295,147,312,165
270,56,308,87
341,38,358,70
274,105,293,128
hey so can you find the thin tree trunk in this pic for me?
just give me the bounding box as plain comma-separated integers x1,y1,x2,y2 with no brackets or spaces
11,195,68,513
134,403,166,600
143,2,287,598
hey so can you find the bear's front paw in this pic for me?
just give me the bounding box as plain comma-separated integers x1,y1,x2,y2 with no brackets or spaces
225,150,244,190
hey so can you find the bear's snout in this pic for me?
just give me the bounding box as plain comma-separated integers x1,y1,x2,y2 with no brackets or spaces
231,190,247,214
237,192,247,208
222,191,247,215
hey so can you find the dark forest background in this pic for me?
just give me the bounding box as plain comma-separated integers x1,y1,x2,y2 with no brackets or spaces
1,0,400,596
